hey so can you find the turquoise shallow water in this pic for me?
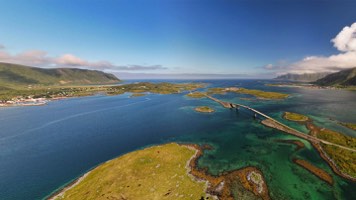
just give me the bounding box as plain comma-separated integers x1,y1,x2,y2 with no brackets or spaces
0,80,355,199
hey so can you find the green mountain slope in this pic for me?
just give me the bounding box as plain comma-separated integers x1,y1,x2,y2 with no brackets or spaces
274,72,330,82
315,68,356,86
0,62,120,88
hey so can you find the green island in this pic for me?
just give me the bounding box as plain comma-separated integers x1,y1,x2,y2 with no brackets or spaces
339,122,356,131
185,91,206,98
195,106,215,113
283,112,309,122
207,87,289,99
51,143,208,200
232,87,289,99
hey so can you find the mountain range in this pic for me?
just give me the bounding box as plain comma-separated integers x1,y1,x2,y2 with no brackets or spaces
0,62,120,89
315,67,356,86
274,72,330,82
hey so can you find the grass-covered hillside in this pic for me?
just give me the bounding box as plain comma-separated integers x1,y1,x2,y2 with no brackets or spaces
0,62,120,89
53,143,207,200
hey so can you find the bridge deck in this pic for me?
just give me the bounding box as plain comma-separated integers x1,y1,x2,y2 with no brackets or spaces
205,94,356,152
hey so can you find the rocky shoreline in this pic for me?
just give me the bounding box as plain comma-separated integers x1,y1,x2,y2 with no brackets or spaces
186,144,270,200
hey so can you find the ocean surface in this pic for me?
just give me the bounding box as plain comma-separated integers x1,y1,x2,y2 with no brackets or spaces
0,80,355,200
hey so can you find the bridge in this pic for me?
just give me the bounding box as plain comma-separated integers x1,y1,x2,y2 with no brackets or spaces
204,94,356,153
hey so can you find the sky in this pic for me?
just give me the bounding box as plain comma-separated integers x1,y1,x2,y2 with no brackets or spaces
0,0,355,79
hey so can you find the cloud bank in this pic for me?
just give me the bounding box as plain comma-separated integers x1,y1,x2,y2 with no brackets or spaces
0,47,166,71
265,22,356,74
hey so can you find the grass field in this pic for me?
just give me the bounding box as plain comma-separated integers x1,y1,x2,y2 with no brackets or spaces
54,143,207,200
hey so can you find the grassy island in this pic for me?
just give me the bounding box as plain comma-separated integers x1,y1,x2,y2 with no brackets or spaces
207,87,288,99
52,143,208,200
283,112,309,122
232,88,289,99
195,106,215,113
186,92,206,98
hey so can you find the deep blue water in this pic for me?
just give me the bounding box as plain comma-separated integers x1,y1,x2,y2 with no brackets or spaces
0,80,355,199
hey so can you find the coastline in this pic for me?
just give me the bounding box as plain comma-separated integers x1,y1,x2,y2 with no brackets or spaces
47,171,91,200
46,143,271,200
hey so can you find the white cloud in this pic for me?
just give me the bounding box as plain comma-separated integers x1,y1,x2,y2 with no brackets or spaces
0,48,166,71
332,22,356,52
265,22,356,74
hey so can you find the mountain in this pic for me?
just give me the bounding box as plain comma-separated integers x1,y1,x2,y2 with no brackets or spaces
0,62,120,88
315,67,356,86
274,72,330,82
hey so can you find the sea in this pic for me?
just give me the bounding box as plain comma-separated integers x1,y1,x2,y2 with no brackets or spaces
0,79,355,200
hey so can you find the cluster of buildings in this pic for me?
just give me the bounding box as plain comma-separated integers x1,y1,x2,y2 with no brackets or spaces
0,96,48,107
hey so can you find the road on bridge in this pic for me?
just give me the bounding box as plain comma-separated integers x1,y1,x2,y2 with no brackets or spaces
205,94,356,153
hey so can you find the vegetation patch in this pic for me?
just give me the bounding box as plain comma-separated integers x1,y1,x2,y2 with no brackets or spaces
316,127,356,148
195,106,215,113
283,112,309,122
53,143,207,200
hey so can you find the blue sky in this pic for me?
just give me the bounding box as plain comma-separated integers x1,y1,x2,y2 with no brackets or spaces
0,0,355,78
